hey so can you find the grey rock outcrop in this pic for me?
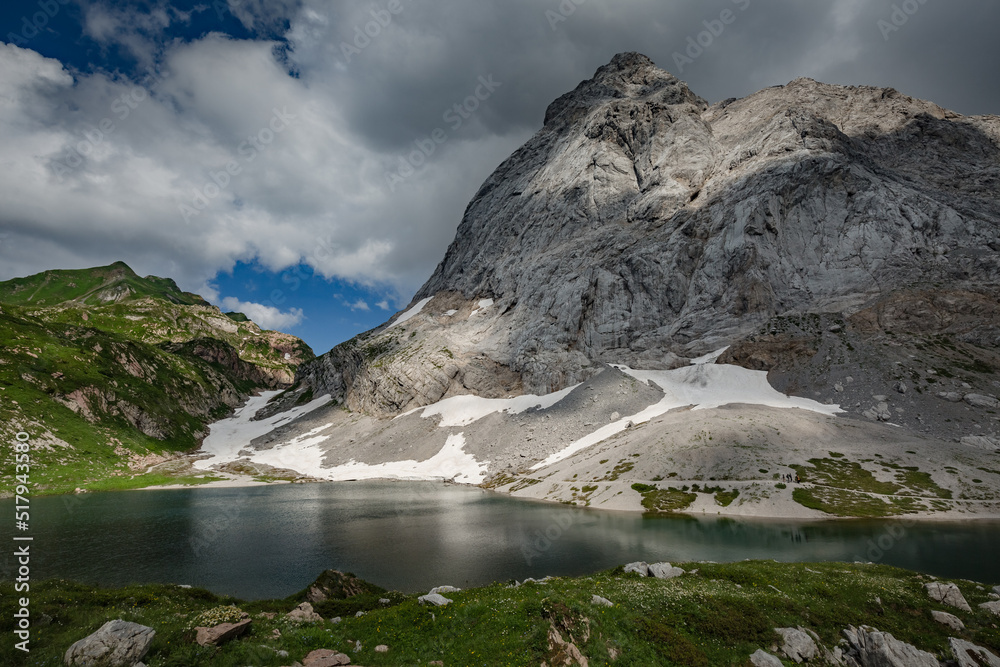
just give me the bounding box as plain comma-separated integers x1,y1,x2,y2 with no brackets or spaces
591,594,613,607
64,620,155,667
623,562,650,576
931,610,965,631
750,649,784,667
418,593,452,606
925,582,972,611
980,600,1000,616
841,625,938,667
776,626,818,663
287,51,1000,414
286,602,323,623
301,649,351,666
194,618,251,647
648,562,684,579
950,639,1000,667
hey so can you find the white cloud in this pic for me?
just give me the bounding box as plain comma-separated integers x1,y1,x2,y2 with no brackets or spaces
349,299,370,311
376,300,390,311
220,296,304,330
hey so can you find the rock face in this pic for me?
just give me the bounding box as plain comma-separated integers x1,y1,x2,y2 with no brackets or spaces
776,627,818,663
288,51,1000,414
841,625,939,667
931,610,965,631
64,619,155,667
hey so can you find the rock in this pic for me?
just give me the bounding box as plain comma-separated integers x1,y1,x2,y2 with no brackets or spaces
938,392,965,403
966,394,1000,409
331,617,342,624
378,598,390,604
925,582,972,611
931,610,965,631
375,644,388,653
64,620,155,667
842,625,938,667
980,600,1000,616
994,585,1000,595
834,383,844,393
950,639,1000,667
591,595,614,607
429,586,461,595
194,618,251,647
304,570,372,604
302,649,351,666
647,562,684,579
961,435,1000,451
286,602,323,623
894,381,907,395
623,562,649,576
750,649,784,667
418,593,452,607
546,623,589,666
776,627,818,663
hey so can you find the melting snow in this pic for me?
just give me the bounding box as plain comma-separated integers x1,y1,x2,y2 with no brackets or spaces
194,391,334,470
532,363,841,470
402,385,579,428
388,297,432,329
316,433,488,483
690,347,730,365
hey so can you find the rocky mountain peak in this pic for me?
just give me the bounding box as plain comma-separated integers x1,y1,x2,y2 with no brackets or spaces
544,52,705,128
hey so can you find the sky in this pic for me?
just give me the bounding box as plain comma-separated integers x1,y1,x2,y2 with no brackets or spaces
1,0,998,355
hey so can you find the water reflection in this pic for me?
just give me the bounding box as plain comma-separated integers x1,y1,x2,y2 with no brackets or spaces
6,482,999,599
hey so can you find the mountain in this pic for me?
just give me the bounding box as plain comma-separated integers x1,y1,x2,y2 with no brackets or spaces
0,262,313,494
201,55,1000,517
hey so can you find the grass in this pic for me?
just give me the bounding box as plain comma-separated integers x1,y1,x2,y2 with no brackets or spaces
4,561,999,666
791,457,954,517
631,483,698,514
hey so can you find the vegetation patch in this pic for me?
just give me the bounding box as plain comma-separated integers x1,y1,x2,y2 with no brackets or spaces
631,483,697,514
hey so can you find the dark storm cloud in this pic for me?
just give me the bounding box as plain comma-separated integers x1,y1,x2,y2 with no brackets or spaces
1,0,997,319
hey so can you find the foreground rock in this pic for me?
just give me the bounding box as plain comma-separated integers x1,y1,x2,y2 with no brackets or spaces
841,625,938,667
647,562,684,579
301,649,351,666
776,627,818,663
286,602,323,623
925,582,972,611
981,601,1000,616
418,593,452,607
64,620,155,667
931,610,965,632
194,618,251,647
950,639,1000,667
750,649,783,667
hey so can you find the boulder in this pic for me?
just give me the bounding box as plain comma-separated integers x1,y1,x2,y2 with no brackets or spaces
429,586,461,595
64,620,155,667
750,649,783,667
302,649,351,666
194,618,251,647
841,625,938,667
980,600,1000,616
648,563,684,579
375,645,388,653
931,610,965,631
950,639,1000,667
965,394,1000,409
938,392,964,403
925,582,972,611
623,562,649,576
418,593,452,607
993,585,1000,595
776,627,818,663
591,595,613,607
286,602,323,623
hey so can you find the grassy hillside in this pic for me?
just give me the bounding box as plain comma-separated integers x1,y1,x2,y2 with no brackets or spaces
2,561,998,666
0,262,315,495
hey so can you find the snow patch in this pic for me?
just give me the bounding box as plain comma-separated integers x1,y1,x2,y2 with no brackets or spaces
532,363,841,470
403,385,579,428
317,433,488,483
445,309,458,316
690,347,730,365
469,298,494,318
194,392,334,470
388,297,432,329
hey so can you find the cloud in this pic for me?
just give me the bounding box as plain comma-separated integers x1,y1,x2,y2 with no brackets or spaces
376,300,390,311
349,299,370,312
220,296,304,329
1,0,999,315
